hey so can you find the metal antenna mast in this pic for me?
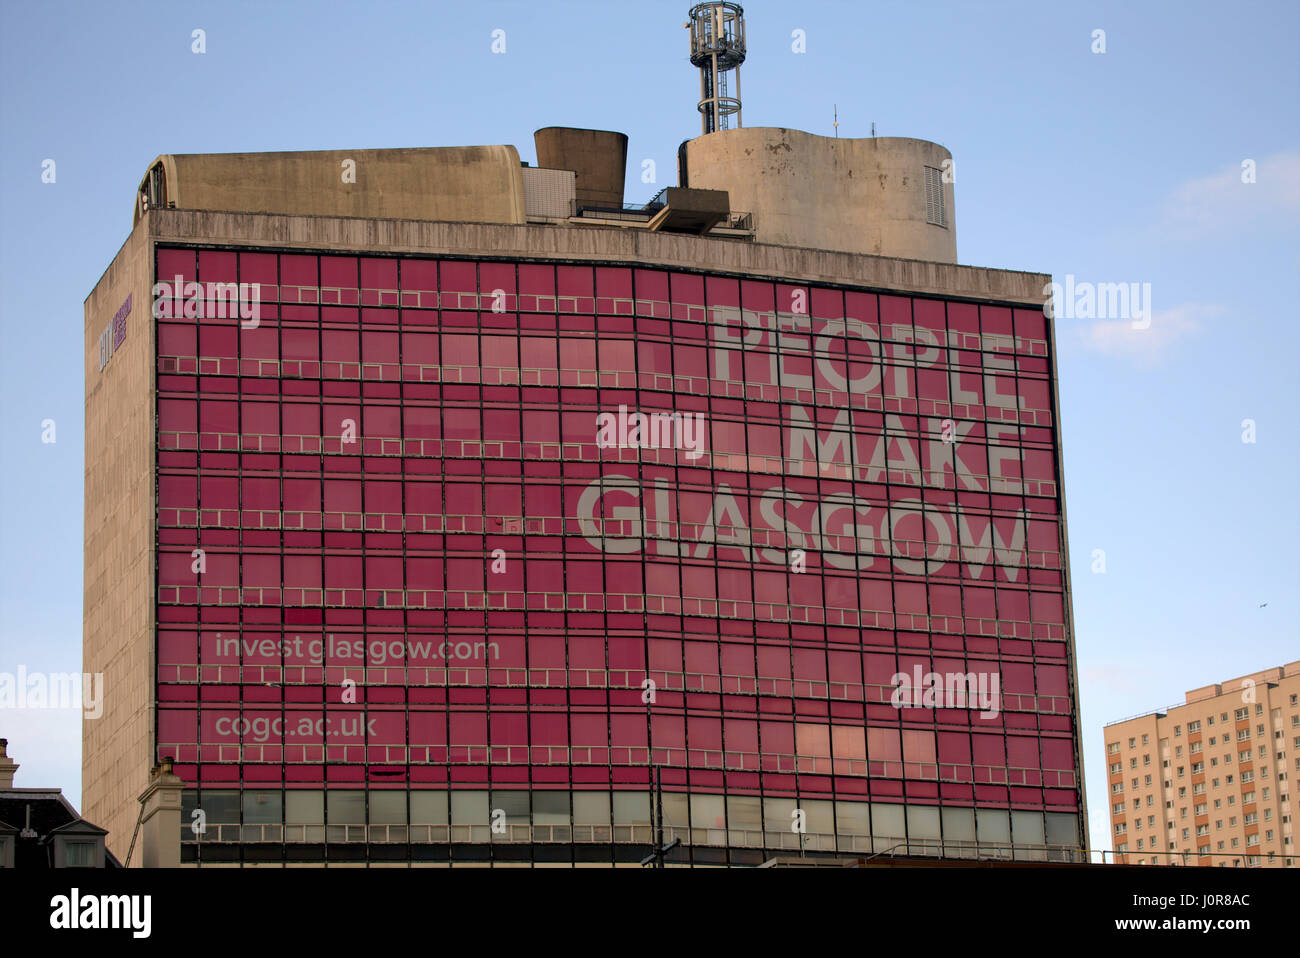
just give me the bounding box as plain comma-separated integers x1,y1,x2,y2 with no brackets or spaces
687,3,747,135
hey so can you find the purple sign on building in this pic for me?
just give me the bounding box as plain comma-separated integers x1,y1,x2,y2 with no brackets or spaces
111,293,131,352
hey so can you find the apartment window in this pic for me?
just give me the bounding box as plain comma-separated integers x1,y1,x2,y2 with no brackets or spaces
1244,813,1257,825
1129,738,1136,748
1222,714,1229,722
1258,724,1265,735
1142,734,1150,746
1180,807,1188,819
1241,772,1252,783
1291,694,1297,706
1181,828,1189,839
1193,784,1206,795
1195,803,1207,815
1178,787,1187,798
1246,834,1259,846
1110,762,1122,774
1147,815,1155,827
1229,817,1237,827
1237,730,1250,742
1113,802,1124,814
1217,841,1224,850
1208,717,1214,726
1211,758,1218,767
1143,755,1151,766
1115,823,1126,835
1215,820,1223,829
1144,775,1152,786
1112,783,1124,794
1188,721,1201,732
1174,726,1182,737
1196,825,1209,837
1262,788,1270,799
1240,750,1252,762
1177,766,1185,777
1131,778,1139,788
1209,737,1216,746
1192,762,1204,774
1255,704,1263,716
1108,742,1120,755
1130,758,1138,769
1266,830,1273,841
1227,796,1235,805
1190,742,1202,754
64,842,94,868
1235,708,1249,721
1146,795,1154,807
1175,746,1183,757
1264,809,1271,821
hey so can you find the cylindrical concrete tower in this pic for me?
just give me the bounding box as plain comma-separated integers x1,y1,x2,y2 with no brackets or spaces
534,127,629,210
679,127,958,263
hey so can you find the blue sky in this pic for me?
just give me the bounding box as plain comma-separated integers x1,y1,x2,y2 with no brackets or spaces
1,0,1296,856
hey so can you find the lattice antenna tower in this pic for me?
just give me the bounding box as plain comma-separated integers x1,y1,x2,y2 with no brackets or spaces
687,3,747,135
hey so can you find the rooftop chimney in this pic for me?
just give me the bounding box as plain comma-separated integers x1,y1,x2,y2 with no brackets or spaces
135,758,184,868
0,739,18,789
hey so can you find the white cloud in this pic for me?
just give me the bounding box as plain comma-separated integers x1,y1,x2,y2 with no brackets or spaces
1159,150,1300,238
1072,303,1222,364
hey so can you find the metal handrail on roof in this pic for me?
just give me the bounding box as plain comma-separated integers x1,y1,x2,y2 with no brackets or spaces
1103,703,1187,728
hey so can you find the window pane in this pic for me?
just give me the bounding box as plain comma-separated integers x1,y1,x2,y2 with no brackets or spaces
410,791,448,826
452,790,489,825
286,791,324,825
242,790,282,825
573,792,610,825
327,791,366,826
532,791,570,826
369,792,407,825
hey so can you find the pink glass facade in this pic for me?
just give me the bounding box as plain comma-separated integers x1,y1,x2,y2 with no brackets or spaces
153,246,1084,863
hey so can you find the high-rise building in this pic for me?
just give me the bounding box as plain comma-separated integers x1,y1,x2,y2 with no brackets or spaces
1104,662,1300,868
83,117,1088,866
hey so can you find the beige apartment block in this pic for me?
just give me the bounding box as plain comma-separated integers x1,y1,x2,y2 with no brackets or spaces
1104,661,1300,868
